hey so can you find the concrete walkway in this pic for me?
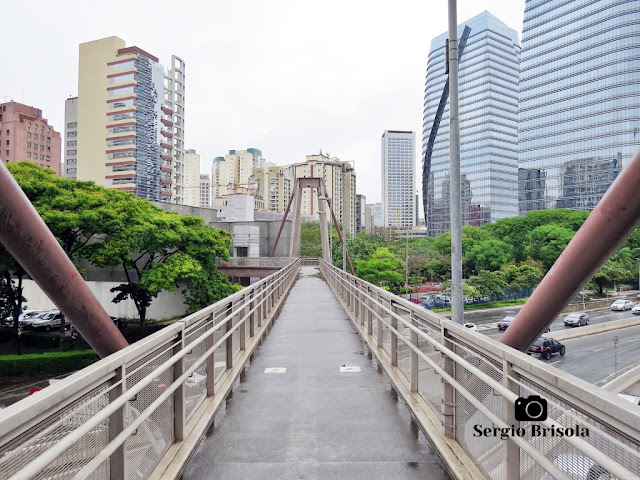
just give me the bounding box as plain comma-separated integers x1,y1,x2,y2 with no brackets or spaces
182,267,450,480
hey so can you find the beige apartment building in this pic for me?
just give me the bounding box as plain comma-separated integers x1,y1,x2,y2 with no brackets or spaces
251,165,291,213
63,97,78,179
211,148,265,201
76,36,183,202
294,153,357,237
183,149,200,207
0,101,61,175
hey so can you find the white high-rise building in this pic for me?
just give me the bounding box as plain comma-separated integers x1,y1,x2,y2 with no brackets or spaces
200,174,211,208
382,130,415,229
164,56,186,204
183,149,200,207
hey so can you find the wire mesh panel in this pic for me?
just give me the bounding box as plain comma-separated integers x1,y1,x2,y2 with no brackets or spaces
183,321,209,422
124,348,174,480
416,324,444,419
0,383,111,480
518,379,640,480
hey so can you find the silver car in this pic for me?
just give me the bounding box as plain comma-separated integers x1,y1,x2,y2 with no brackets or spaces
563,312,589,327
611,299,632,311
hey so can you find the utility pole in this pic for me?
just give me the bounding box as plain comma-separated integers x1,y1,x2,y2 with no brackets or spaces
448,0,464,324
342,163,347,271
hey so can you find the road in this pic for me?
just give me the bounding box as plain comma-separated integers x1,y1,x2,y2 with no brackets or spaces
472,307,638,340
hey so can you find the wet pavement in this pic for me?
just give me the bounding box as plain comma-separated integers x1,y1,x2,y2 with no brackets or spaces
182,266,450,480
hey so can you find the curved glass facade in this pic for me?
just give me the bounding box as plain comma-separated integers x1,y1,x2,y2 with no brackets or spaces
518,0,640,213
422,11,520,236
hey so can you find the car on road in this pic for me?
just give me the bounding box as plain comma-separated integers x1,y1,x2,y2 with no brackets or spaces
617,393,640,406
633,303,640,315
463,322,478,332
563,312,589,327
497,316,515,330
528,337,565,360
611,299,633,311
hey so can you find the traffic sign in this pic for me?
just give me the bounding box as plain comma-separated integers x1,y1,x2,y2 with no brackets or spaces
613,336,619,345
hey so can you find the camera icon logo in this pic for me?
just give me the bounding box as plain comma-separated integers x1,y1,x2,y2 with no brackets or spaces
515,395,547,422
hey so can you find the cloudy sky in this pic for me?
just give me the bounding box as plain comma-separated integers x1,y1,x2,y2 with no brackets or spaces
3,0,525,205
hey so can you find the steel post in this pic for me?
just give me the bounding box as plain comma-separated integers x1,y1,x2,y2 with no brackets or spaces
0,161,128,358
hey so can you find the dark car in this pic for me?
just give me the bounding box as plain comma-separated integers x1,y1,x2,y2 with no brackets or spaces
497,316,515,330
529,337,565,360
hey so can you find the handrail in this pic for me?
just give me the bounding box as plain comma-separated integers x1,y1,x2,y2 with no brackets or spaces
0,259,301,480
319,260,640,480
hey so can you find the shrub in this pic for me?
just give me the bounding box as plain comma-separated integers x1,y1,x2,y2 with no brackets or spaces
0,350,99,377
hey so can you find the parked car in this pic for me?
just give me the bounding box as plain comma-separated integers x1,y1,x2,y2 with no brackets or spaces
529,337,566,360
2,310,43,327
497,316,515,330
563,312,589,327
463,322,478,332
611,299,633,311
31,310,62,331
21,311,53,330
632,303,640,315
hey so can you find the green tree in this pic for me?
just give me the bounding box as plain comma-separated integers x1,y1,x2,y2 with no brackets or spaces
527,224,575,270
502,264,543,292
354,247,404,292
590,260,632,295
484,216,529,262
0,247,27,342
466,270,507,298
466,239,513,273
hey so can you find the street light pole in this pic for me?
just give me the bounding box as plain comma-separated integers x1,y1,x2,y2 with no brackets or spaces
405,233,409,294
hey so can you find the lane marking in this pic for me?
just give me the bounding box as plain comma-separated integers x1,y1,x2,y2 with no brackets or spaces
264,367,286,373
549,360,562,365
593,348,604,352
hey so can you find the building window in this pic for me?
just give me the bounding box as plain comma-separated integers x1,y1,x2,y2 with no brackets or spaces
27,152,31,158
67,122,77,129
67,150,77,155
47,146,50,152
67,159,76,165
5,150,8,156
67,140,77,147
5,140,9,146
33,143,38,149
5,130,9,135
40,135,44,141
46,156,50,161
40,155,44,160
46,137,51,143
26,142,31,148
27,132,31,138
67,131,77,138
40,145,44,151
67,168,77,174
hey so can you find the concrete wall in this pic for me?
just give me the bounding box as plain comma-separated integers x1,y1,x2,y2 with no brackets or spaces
22,279,188,320
151,201,218,224
212,220,298,257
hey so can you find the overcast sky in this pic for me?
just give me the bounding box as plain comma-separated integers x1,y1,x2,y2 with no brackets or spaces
3,0,525,205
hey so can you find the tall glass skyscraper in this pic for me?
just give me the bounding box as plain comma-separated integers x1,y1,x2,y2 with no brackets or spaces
518,0,640,214
422,11,520,236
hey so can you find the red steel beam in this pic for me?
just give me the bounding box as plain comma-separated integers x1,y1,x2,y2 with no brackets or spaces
500,150,640,351
0,161,128,358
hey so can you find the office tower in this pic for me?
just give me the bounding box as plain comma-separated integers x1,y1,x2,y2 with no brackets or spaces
294,153,357,237
76,36,184,202
518,1,639,213
423,11,520,235
183,149,200,207
382,130,415,229
212,148,265,200
200,174,211,208
164,56,186,204
63,97,78,179
0,101,61,175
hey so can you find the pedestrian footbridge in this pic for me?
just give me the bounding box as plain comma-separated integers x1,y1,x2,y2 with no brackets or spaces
1,260,639,480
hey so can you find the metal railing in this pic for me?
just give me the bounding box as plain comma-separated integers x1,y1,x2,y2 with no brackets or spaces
320,260,640,480
216,256,293,268
0,259,300,480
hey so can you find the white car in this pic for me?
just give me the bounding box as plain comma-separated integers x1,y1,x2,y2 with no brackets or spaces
611,299,633,311
463,322,478,332
633,304,640,315
30,310,62,331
